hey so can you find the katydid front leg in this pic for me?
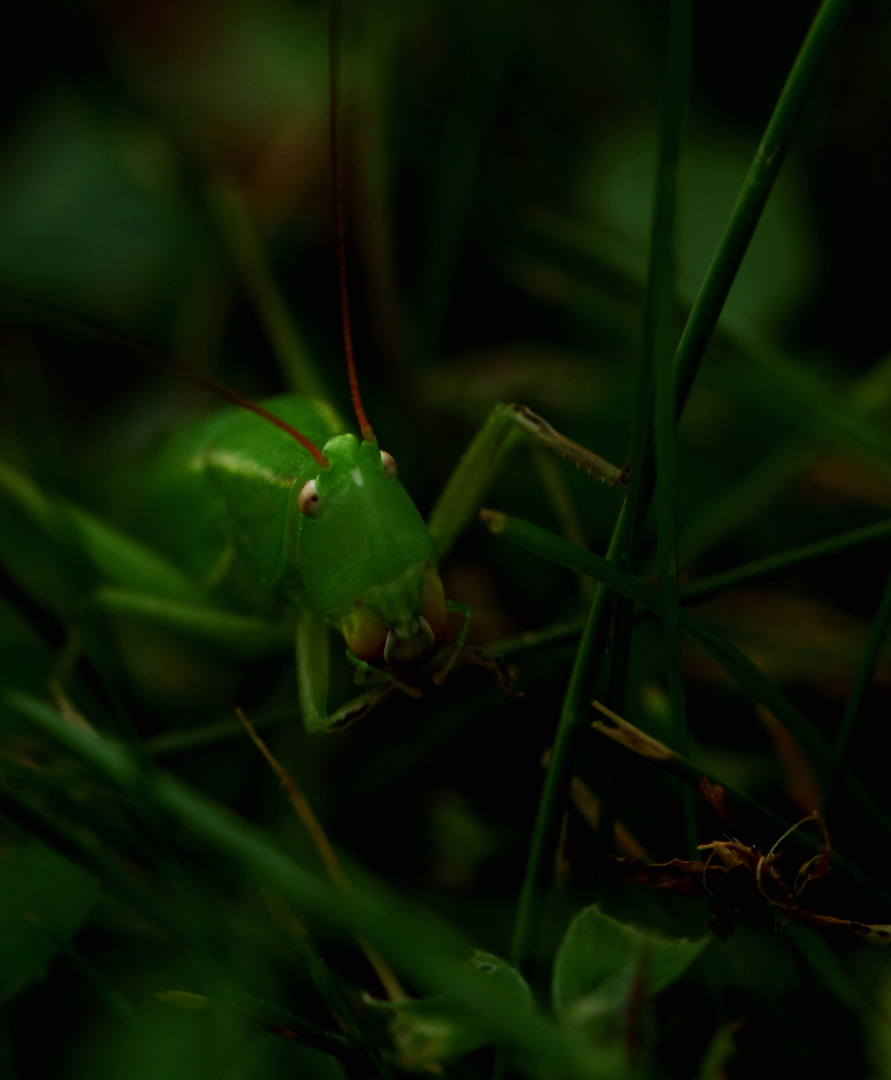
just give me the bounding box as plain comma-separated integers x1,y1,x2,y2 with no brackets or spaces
295,607,404,733
427,402,627,562
295,598,478,732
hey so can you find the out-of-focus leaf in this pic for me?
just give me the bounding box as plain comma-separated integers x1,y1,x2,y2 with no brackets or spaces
0,103,201,332
365,950,534,1069
0,839,99,1000
584,125,815,331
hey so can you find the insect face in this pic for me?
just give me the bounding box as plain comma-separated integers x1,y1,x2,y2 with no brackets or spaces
295,434,447,666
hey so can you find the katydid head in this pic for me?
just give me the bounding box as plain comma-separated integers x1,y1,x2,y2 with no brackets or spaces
295,432,447,668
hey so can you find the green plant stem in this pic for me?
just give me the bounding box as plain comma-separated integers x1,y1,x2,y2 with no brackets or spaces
673,0,856,416
821,563,891,819
617,0,690,701
508,503,625,972
507,0,856,975
629,0,859,551
648,1,692,831
681,519,891,606
489,511,891,658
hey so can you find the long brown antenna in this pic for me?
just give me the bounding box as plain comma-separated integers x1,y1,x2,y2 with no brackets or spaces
0,290,331,467
329,0,375,444
172,363,331,467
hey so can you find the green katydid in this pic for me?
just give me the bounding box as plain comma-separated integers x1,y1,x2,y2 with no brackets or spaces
152,389,628,734
0,319,626,733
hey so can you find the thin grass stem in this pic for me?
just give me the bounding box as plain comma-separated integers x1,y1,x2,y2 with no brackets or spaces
508,503,626,972
673,0,857,416
648,3,692,851
205,178,327,400
821,563,891,818
682,519,891,606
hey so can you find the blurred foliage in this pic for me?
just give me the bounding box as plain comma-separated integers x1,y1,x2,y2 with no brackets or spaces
1,0,891,1078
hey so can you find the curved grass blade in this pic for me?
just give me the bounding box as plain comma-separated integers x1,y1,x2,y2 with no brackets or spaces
681,519,891,607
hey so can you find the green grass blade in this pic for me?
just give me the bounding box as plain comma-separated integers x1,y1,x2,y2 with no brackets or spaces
647,0,691,779
0,780,180,937
673,0,857,416
94,587,291,655
681,519,891,606
0,460,205,605
508,504,627,975
482,510,891,847
821,563,891,818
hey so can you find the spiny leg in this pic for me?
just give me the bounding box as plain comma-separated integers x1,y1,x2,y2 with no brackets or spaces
427,402,626,563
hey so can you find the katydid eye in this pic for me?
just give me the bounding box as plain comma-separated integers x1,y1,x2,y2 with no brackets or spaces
380,450,397,478
298,479,325,517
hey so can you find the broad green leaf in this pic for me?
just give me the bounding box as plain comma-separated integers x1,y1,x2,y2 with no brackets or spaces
552,905,707,1018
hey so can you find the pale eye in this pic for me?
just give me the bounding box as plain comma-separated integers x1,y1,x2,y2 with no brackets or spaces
298,479,325,517
380,450,398,478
